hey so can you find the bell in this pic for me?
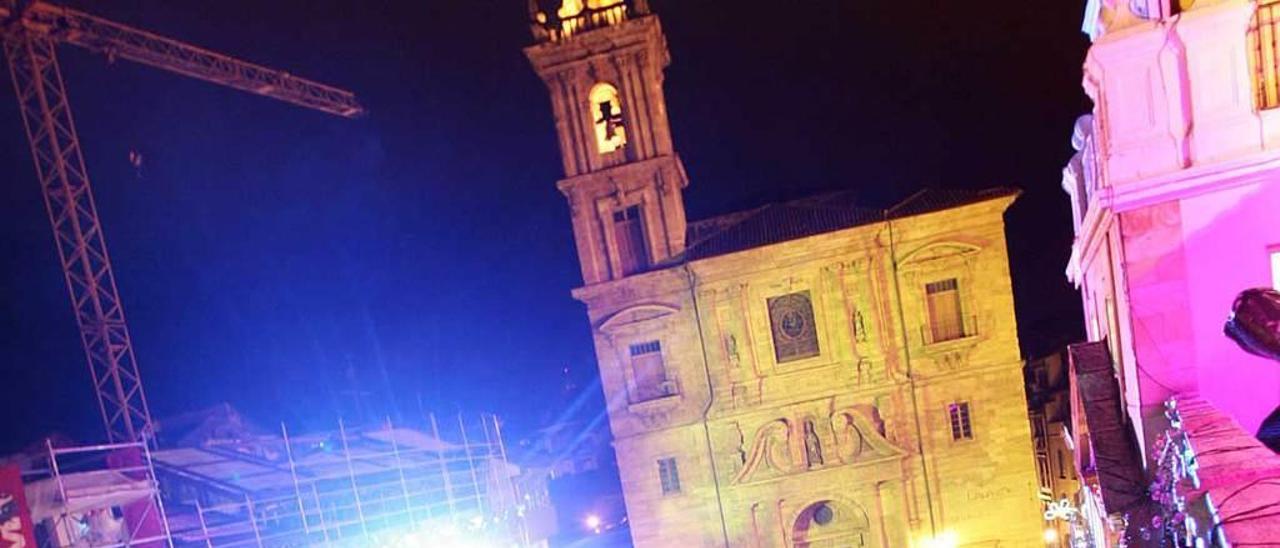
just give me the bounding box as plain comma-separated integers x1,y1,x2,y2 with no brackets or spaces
1225,288,1280,362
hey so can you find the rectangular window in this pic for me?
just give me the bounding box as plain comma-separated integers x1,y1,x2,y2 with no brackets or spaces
1036,451,1052,493
630,340,673,401
767,291,821,363
1271,247,1280,290
657,457,681,495
1251,2,1280,110
948,401,973,441
612,205,649,276
926,279,966,343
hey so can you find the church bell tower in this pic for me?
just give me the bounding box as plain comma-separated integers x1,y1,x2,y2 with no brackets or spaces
525,0,688,286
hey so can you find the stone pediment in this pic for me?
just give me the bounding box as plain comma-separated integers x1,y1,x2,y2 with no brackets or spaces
732,407,905,485
597,303,679,333
898,241,981,268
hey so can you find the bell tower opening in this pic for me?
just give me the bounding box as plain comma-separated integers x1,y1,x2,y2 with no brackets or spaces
589,83,627,154
525,0,687,286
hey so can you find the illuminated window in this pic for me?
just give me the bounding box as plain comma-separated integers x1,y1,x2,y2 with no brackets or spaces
612,205,649,275
948,402,973,441
589,83,627,154
630,340,673,401
767,291,820,363
558,0,585,18
926,279,966,343
1251,2,1280,110
1271,247,1280,290
558,0,623,18
657,457,681,495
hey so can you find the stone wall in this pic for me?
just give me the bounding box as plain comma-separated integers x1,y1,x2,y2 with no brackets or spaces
574,196,1046,546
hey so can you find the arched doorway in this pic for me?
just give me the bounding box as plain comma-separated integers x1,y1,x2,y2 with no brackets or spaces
792,499,870,548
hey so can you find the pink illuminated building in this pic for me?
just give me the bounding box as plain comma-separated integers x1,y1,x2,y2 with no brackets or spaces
1063,0,1280,543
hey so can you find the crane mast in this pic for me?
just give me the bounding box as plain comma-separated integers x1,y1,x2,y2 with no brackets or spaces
1,1,363,443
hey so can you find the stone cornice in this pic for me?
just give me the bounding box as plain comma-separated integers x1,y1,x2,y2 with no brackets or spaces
1068,148,1280,283
523,15,665,74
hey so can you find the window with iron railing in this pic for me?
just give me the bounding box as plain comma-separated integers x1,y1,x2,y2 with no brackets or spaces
1036,451,1052,493
630,340,674,402
1250,1,1280,110
924,279,972,344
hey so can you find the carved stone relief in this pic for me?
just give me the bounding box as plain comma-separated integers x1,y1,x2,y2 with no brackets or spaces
733,406,904,485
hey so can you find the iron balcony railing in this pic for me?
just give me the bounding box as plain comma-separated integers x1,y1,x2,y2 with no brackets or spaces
633,378,678,403
921,314,980,346
1251,2,1280,110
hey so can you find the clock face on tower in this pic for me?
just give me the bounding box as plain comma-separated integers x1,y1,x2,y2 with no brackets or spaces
768,291,820,363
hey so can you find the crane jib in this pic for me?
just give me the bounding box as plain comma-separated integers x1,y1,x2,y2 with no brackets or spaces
2,0,363,443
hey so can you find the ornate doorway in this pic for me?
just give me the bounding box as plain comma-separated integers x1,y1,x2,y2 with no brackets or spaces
791,500,870,547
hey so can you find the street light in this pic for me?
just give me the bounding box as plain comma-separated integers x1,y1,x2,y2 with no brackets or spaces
919,531,958,548
584,514,602,534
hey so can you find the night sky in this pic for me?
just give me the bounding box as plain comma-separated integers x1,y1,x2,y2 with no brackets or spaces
0,1,1092,452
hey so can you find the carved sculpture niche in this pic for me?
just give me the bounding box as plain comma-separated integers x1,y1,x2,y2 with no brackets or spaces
733,406,904,484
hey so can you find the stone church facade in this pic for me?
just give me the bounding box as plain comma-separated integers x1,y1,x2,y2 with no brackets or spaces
524,1,1045,546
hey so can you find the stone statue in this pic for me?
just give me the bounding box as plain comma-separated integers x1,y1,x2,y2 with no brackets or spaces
725,333,740,365
804,420,824,468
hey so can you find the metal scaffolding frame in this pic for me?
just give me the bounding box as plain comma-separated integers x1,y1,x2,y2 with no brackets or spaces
21,439,174,547
153,413,534,547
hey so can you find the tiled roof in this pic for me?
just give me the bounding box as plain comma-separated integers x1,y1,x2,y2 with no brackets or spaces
678,187,1018,262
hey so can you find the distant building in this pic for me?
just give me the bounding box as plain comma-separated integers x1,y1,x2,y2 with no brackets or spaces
514,418,630,545
1024,350,1080,541
524,1,1045,545
1064,0,1280,543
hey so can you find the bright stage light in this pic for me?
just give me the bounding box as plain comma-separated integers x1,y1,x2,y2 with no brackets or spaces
584,513,602,533
1044,528,1059,542
918,530,958,548
372,518,501,548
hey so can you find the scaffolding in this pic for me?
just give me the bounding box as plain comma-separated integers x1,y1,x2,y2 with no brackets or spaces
17,413,550,547
153,413,539,547
21,439,173,547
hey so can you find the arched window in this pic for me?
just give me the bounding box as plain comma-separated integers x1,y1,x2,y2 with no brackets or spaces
589,83,627,154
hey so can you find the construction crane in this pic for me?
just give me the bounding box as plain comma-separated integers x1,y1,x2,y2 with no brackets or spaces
0,0,363,443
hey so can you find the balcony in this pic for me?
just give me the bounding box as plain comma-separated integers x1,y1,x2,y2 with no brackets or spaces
532,3,630,44
627,378,680,422
921,314,979,346
1252,2,1280,110
632,378,677,403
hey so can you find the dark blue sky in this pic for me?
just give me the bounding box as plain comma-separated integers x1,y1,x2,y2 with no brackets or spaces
0,0,1091,450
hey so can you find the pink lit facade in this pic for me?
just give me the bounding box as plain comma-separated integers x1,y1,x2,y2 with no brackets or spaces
1066,0,1280,454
